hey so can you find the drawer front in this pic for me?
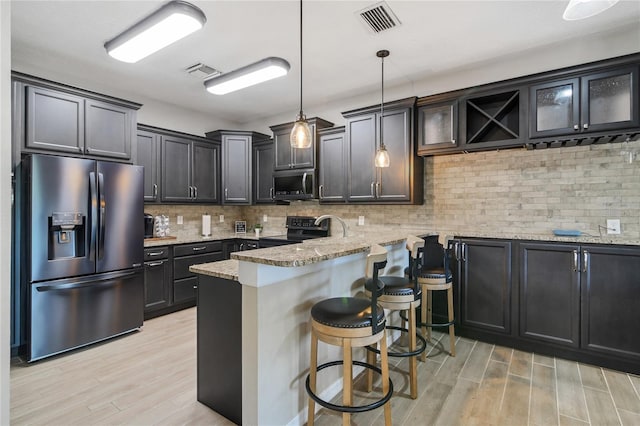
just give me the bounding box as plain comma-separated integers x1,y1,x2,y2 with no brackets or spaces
174,277,198,304
144,246,169,261
173,252,223,280
174,241,222,257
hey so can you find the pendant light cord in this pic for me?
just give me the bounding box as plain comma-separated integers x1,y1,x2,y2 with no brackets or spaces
299,0,303,116
380,52,385,149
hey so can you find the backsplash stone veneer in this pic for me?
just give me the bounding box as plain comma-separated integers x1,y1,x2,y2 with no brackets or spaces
143,205,246,238
148,140,640,242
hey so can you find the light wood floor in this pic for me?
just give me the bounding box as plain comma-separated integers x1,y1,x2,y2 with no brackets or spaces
11,308,640,425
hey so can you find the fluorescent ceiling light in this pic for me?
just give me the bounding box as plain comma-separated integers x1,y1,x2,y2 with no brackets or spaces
105,1,206,63
205,57,290,95
563,0,620,20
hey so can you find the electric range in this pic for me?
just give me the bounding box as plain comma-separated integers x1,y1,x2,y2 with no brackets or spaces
258,216,330,248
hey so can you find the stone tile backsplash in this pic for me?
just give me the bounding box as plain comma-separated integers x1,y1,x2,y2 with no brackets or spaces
147,140,640,242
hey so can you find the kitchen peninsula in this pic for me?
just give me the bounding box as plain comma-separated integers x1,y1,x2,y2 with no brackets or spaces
191,228,433,425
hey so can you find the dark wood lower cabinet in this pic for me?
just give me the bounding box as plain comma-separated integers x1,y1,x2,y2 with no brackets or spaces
197,275,242,425
519,242,580,347
452,237,640,374
456,238,512,334
581,245,640,360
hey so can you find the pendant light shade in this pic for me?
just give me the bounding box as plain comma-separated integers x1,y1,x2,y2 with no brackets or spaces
105,1,206,63
204,57,290,95
374,49,390,168
562,0,620,20
290,0,312,149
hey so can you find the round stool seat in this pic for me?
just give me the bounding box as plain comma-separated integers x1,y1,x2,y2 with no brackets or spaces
418,267,453,283
379,276,422,298
311,297,385,330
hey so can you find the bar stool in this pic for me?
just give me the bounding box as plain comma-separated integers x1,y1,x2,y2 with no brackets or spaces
417,235,456,359
306,244,393,426
366,235,426,399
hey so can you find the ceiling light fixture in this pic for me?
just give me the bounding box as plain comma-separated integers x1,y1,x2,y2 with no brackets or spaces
204,57,290,95
104,1,206,63
562,0,620,20
290,0,312,149
374,49,390,168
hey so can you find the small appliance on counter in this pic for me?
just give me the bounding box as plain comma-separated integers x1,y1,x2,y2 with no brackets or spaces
144,213,154,238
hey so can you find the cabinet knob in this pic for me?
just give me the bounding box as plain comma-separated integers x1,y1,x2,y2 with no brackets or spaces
573,124,579,130
583,123,589,129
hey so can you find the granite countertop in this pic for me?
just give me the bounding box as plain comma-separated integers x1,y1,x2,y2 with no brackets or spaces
190,259,239,281
230,228,434,267
144,229,286,248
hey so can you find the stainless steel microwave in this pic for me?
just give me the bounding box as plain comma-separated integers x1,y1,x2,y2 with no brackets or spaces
273,169,316,200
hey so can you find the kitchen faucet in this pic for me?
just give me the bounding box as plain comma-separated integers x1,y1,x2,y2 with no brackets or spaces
315,214,348,237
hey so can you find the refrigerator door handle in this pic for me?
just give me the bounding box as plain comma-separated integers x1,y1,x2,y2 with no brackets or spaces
89,171,98,262
35,270,138,292
98,172,106,259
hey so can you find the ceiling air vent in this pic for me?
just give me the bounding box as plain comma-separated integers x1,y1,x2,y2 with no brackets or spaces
185,63,221,79
358,1,401,34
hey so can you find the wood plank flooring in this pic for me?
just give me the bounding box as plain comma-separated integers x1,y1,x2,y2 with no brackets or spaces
11,308,640,425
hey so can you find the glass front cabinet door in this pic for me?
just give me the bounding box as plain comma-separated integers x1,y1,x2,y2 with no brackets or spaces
417,100,458,154
530,66,639,139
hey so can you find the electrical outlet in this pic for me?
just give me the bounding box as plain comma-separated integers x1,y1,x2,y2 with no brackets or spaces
607,219,621,234
263,214,268,223
358,216,365,226
219,214,224,223
177,215,183,225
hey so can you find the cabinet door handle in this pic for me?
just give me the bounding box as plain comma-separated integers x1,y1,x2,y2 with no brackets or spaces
453,242,460,261
153,183,158,198
370,182,375,197
147,251,164,257
462,243,467,262
193,186,198,199
582,250,588,273
572,250,578,271
573,124,579,130
192,246,207,252
375,182,381,198
451,139,456,145
318,184,324,199
193,285,198,289
583,123,589,129
269,187,274,199
145,261,164,267
301,173,308,195
225,188,228,199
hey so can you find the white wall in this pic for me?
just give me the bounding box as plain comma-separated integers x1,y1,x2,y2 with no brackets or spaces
242,23,640,135
1,1,11,423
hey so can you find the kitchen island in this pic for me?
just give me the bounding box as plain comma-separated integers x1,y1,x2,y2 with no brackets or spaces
190,229,432,426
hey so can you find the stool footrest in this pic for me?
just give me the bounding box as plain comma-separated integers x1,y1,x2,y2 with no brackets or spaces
305,360,394,414
365,325,427,358
399,311,455,328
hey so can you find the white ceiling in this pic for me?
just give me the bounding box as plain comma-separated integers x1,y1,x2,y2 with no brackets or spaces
10,0,640,126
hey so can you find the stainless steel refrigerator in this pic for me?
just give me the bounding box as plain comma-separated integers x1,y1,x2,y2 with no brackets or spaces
25,154,144,361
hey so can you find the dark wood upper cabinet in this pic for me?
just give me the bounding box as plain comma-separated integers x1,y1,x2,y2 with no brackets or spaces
530,65,639,139
206,130,270,205
161,135,193,202
317,127,346,203
343,97,422,204
252,139,275,204
192,141,220,203
417,98,459,155
15,73,140,161
137,130,161,202
270,118,333,171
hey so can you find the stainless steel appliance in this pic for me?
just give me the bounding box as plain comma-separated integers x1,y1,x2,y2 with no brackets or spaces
259,216,329,248
24,154,144,361
273,169,316,201
144,213,154,238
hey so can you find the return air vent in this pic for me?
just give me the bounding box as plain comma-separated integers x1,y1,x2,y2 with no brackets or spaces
185,63,221,79
358,1,401,34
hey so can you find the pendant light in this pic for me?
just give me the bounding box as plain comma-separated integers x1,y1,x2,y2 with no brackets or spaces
290,0,312,149
374,49,390,168
105,1,206,63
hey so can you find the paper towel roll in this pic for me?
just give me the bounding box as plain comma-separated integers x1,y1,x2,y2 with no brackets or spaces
202,214,211,236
